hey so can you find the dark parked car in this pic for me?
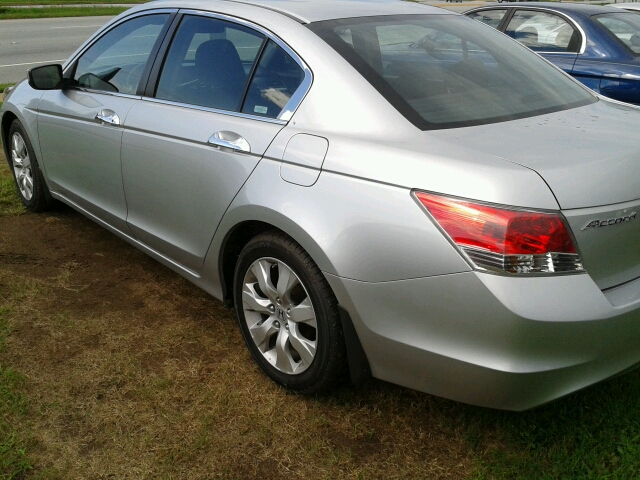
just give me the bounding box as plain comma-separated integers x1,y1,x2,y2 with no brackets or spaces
465,2,640,104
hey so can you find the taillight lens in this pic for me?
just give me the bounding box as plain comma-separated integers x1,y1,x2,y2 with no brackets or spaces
415,192,584,274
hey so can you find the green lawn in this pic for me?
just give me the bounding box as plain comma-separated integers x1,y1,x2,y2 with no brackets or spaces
0,84,15,110
466,371,640,479
0,309,32,479
0,0,144,4
0,6,128,19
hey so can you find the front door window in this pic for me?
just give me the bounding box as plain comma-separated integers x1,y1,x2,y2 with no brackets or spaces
74,14,169,94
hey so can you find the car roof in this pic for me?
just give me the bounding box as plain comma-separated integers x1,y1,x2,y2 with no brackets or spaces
147,0,445,24
481,2,630,16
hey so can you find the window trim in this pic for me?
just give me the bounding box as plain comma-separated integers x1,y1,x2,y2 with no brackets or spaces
147,9,313,122
465,7,587,55
140,96,287,125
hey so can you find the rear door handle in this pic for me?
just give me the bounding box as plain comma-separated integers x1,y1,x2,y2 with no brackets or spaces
208,131,251,153
95,109,120,126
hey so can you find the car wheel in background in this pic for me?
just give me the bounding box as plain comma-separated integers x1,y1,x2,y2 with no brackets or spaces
9,120,51,212
234,231,347,394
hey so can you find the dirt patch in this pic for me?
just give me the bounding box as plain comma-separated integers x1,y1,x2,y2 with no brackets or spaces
0,153,476,479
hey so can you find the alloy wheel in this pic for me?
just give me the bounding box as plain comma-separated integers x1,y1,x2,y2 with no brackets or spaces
11,132,33,201
241,257,318,375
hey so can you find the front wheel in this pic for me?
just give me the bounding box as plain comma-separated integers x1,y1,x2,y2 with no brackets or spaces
233,231,347,394
8,120,51,212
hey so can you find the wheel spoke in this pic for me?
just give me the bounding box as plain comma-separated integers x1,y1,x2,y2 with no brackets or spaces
249,316,278,350
15,135,26,159
250,259,278,301
288,326,316,366
242,283,272,314
276,262,298,300
23,175,33,199
289,297,316,326
11,134,21,155
274,329,296,372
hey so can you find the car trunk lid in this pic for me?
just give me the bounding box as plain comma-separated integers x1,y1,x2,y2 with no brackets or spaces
426,98,640,290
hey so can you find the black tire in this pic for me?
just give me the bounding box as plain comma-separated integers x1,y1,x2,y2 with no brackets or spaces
8,120,52,212
233,231,347,394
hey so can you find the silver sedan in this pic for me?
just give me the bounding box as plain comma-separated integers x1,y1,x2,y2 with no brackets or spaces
2,0,640,410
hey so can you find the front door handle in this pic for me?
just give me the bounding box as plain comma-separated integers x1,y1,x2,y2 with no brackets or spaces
208,131,251,153
95,109,120,126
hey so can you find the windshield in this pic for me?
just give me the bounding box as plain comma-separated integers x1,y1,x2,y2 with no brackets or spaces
594,12,640,55
308,15,595,130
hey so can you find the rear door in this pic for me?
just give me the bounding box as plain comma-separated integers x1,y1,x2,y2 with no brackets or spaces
121,13,309,271
38,12,173,232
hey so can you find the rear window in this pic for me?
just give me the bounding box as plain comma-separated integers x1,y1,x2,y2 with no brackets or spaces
308,15,595,130
594,12,640,55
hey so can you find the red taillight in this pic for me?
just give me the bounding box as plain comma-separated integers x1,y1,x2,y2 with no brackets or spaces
415,192,583,274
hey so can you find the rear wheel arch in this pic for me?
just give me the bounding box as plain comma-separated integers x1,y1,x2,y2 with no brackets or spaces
218,218,337,304
219,220,276,304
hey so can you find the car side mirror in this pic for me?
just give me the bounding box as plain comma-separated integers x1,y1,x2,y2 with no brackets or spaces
631,34,640,48
28,64,64,90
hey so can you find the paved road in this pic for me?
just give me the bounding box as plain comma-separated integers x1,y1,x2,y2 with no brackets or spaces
0,16,114,84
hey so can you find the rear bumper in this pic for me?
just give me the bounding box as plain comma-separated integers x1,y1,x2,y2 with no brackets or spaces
325,271,640,411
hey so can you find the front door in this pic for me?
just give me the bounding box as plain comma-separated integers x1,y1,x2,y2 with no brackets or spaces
37,13,171,231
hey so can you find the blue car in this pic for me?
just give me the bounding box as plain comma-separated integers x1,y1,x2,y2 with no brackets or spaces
465,2,640,104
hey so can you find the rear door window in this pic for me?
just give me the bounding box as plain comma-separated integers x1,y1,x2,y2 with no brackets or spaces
155,15,265,111
155,15,304,118
240,40,305,118
505,10,580,52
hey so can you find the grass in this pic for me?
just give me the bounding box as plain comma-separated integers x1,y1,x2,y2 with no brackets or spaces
1,83,15,110
1,152,640,477
0,6,128,19
0,0,144,4
466,372,640,479
0,157,24,216
0,309,32,478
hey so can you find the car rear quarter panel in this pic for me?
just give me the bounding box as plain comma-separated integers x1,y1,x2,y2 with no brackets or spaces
206,153,471,290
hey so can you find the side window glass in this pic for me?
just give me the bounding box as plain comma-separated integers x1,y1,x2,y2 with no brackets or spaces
156,15,264,111
595,14,640,54
74,14,169,94
467,10,508,29
505,11,579,53
241,40,304,118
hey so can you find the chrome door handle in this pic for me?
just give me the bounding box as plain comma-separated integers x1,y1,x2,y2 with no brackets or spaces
208,131,251,153
95,109,120,126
